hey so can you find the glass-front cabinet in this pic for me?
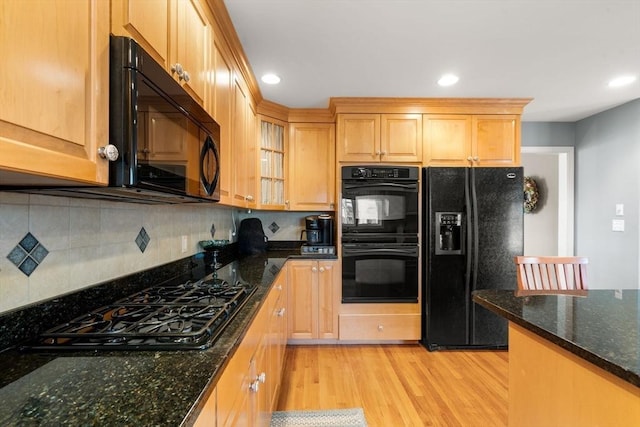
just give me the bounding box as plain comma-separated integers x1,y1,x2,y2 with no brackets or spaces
259,117,287,209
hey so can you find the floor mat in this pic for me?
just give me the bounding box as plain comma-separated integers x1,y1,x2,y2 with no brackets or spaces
270,407,368,427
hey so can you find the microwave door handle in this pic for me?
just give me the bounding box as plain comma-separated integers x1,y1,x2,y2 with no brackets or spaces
200,135,220,196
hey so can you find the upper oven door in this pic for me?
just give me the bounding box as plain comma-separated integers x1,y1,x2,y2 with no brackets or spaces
341,177,419,236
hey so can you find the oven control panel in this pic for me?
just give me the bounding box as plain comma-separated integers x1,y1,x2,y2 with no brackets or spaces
343,166,418,180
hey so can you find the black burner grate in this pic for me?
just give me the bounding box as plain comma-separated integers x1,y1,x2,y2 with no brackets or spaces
22,276,256,351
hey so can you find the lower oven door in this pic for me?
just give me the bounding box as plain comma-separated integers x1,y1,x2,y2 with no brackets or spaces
342,243,419,303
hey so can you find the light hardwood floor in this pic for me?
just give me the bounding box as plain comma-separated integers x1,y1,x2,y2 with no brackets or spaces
276,344,508,427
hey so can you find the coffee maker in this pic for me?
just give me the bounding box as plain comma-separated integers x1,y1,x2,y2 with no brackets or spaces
300,214,335,255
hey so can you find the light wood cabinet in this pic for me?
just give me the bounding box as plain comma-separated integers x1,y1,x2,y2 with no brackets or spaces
211,40,234,204
215,288,266,427
339,313,421,340
0,0,110,186
112,0,208,106
472,115,520,166
288,123,336,211
171,0,209,105
202,268,287,427
192,387,216,427
111,0,170,68
267,266,288,411
423,114,520,167
231,79,258,208
337,114,422,163
509,323,640,427
258,117,287,209
287,260,339,340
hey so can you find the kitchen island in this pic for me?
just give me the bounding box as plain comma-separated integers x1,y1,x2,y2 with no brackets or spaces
0,246,323,426
473,289,640,427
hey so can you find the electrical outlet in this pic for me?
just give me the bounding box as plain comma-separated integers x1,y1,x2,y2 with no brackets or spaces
612,219,625,232
181,235,188,253
614,289,623,300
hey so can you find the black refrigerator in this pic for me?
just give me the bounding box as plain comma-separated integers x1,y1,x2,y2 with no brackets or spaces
421,167,523,350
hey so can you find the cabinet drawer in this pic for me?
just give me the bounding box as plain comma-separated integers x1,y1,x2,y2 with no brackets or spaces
339,314,420,340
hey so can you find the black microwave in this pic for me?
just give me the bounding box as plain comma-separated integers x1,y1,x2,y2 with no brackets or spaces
107,35,220,203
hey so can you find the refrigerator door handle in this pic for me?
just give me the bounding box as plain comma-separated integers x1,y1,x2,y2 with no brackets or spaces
469,168,480,343
464,168,472,344
471,168,480,289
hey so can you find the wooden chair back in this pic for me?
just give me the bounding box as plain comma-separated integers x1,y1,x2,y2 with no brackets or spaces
514,256,588,296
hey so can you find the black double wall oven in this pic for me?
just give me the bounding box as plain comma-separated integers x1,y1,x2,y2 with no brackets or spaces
341,166,420,303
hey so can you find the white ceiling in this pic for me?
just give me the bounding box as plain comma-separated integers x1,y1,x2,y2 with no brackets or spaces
223,0,640,122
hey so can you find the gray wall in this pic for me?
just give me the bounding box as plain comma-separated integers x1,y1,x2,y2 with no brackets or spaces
521,153,560,256
521,122,575,147
574,99,640,289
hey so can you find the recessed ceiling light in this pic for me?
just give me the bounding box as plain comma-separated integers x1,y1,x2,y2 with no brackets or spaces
261,73,281,85
437,74,459,87
608,75,636,88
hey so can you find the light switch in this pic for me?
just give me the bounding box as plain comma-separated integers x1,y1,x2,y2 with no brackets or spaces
615,204,624,216
612,219,625,232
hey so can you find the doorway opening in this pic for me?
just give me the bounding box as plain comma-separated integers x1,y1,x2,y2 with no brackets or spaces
521,147,574,256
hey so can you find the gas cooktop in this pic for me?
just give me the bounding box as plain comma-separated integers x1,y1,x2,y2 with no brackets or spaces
21,272,256,351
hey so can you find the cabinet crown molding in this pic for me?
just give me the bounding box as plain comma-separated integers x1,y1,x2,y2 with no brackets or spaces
329,97,533,115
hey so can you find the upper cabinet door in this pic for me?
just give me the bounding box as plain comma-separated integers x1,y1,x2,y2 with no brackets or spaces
112,0,208,107
380,114,422,162
472,115,520,167
212,41,234,205
0,0,110,185
423,115,473,166
288,123,335,211
423,114,520,167
259,117,287,210
337,114,380,162
172,0,209,105
111,0,170,68
337,114,421,163
231,79,257,208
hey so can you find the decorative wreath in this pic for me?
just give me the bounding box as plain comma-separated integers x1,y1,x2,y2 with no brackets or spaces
523,177,540,213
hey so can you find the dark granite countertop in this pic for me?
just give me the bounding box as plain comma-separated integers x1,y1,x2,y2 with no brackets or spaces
473,289,640,388
0,244,330,426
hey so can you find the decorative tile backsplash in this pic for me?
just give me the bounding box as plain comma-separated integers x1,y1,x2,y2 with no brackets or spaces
7,232,49,276
0,192,235,314
135,227,150,253
0,192,330,314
